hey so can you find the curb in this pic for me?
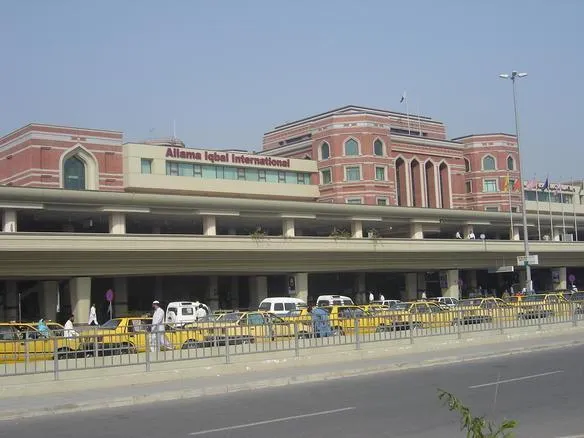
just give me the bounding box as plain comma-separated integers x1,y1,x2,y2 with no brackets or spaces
1,337,582,421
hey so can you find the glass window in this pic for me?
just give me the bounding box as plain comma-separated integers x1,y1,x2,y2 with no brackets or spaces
482,155,496,171
483,179,498,192
346,166,361,181
237,168,246,180
507,156,514,170
266,170,278,183
141,158,152,174
485,206,499,212
179,163,194,176
297,173,308,184
258,169,267,182
346,198,362,204
278,171,286,183
465,181,472,193
202,165,215,179
321,169,332,185
286,172,296,184
215,166,225,179
377,198,388,206
375,166,386,181
166,161,179,176
374,139,384,156
64,156,86,190
321,142,330,160
464,159,471,172
193,165,202,177
344,138,359,156
223,166,236,180
245,168,258,181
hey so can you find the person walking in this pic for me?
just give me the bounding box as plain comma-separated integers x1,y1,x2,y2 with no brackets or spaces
38,318,50,338
368,292,374,303
88,303,99,326
195,303,208,321
379,294,385,302
150,301,169,352
64,315,79,338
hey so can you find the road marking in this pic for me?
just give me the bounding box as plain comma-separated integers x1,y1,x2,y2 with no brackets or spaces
469,370,564,389
188,407,356,436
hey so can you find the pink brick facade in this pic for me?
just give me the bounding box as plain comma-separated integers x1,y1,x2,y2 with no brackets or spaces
0,124,124,191
262,106,520,212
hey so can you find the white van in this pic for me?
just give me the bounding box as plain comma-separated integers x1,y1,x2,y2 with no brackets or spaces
166,301,210,326
316,295,354,306
258,297,306,316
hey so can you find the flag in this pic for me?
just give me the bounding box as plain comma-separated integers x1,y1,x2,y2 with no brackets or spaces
400,91,407,103
502,175,510,192
541,177,549,191
512,179,521,192
526,178,537,190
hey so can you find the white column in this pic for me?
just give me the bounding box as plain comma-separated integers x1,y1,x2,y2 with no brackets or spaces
467,270,478,289
114,277,128,317
410,223,424,239
40,281,59,321
5,281,18,320
2,209,17,232
511,225,520,241
203,216,216,236
70,277,91,324
208,276,219,311
351,220,363,238
229,276,239,310
248,276,268,309
552,227,561,241
109,213,126,234
441,270,460,299
282,219,295,237
552,267,567,291
293,273,308,303
404,273,417,301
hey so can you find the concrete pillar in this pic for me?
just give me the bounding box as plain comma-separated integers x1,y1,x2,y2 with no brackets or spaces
203,216,216,236
552,227,561,241
248,276,268,309
152,225,161,234
63,223,75,233
417,272,426,296
467,270,478,289
404,273,418,301
410,223,424,239
552,267,567,291
293,273,308,303
39,281,59,321
154,276,163,301
511,226,520,241
518,270,528,291
70,277,91,324
462,224,474,239
114,277,128,317
5,281,18,321
351,221,363,238
282,219,295,238
208,276,219,311
441,270,460,299
229,276,239,309
353,273,366,304
2,209,17,232
109,213,126,234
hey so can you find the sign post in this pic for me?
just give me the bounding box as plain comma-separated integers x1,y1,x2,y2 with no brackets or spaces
516,255,539,267
569,274,576,287
105,289,114,319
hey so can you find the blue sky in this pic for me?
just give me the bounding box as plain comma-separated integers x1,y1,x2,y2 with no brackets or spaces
1,0,582,180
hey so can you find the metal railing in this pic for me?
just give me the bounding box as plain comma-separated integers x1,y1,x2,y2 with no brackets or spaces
1,302,582,379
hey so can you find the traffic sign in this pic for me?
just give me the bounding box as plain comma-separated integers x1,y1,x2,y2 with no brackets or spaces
488,266,515,274
516,255,539,266
569,274,576,283
105,289,114,302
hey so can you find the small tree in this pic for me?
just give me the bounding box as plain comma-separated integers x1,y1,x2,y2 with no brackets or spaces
438,389,517,438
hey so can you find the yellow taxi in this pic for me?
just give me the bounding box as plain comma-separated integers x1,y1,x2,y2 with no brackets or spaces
317,305,392,335
456,297,516,323
515,293,568,319
382,301,452,329
79,317,152,354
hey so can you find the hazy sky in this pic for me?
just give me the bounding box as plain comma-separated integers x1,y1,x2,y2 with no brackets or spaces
1,0,582,180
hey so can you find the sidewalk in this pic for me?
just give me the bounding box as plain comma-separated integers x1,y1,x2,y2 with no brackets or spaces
1,323,583,421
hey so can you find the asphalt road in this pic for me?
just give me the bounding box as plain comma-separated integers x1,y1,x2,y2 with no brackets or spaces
2,345,584,438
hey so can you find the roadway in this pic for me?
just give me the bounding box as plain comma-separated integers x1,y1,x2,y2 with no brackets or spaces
2,345,584,438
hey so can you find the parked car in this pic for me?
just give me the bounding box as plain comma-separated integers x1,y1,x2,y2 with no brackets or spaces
316,295,354,306
258,297,306,316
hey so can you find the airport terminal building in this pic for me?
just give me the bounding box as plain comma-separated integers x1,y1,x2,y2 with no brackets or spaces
1,106,583,323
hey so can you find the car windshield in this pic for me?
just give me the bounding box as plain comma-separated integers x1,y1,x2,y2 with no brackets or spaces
569,292,584,301
390,303,411,311
523,295,545,302
219,313,243,322
258,303,271,311
459,299,483,307
100,319,122,329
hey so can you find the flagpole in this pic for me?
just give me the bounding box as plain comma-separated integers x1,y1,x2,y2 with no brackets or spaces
416,100,422,136
572,177,578,241
405,97,411,134
508,173,514,238
534,175,541,240
547,179,554,240
560,180,566,238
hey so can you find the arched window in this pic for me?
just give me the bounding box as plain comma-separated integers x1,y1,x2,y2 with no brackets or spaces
344,138,359,156
464,158,471,172
320,142,330,160
63,156,86,190
507,156,514,171
482,155,496,171
374,139,384,156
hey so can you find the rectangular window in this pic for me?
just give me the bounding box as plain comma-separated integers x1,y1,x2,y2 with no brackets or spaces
465,181,472,193
179,162,194,176
375,166,386,181
485,206,499,212
377,198,388,206
511,207,519,212
278,171,286,183
346,166,361,181
258,169,267,182
245,168,258,181
321,169,332,185
297,173,308,184
346,198,362,204
141,158,152,174
215,166,225,179
483,179,498,193
237,168,246,180
193,164,202,177
166,161,179,176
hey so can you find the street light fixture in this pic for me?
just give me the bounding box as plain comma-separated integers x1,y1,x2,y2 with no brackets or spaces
499,70,532,291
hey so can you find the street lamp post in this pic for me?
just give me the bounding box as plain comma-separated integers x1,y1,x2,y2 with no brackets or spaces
499,71,532,291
